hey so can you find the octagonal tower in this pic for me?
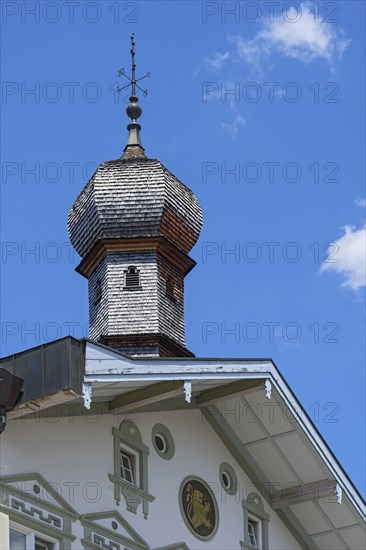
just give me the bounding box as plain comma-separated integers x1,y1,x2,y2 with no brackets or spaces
68,36,202,357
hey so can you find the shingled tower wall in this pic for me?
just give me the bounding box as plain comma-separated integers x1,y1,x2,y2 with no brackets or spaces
67,38,202,358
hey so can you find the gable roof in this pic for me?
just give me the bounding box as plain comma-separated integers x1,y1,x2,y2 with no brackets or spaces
2,337,365,549
82,340,365,550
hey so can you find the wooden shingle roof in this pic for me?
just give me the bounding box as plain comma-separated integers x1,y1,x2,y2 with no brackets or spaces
68,157,202,258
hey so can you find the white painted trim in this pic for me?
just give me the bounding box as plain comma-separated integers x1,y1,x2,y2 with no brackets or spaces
0,512,9,550
9,521,59,550
269,376,365,520
85,373,269,383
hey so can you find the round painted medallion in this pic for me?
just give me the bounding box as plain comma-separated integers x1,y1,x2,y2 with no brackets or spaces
179,476,218,540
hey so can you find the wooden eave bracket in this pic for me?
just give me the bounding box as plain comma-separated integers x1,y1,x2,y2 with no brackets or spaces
82,382,92,409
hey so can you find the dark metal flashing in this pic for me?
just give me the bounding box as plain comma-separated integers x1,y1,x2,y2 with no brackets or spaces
0,336,85,403
82,337,274,363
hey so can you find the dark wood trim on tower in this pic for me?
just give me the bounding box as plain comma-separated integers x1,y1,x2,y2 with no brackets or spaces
98,333,195,358
76,236,196,279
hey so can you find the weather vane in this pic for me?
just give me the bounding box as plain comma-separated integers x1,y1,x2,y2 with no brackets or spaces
117,34,151,97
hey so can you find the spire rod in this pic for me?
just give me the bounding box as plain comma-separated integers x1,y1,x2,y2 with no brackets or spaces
117,34,151,159
130,33,136,98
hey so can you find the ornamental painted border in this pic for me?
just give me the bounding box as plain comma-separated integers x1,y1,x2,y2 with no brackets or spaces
0,473,77,550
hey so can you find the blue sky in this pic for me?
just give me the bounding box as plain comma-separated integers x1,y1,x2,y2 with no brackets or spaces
1,1,365,496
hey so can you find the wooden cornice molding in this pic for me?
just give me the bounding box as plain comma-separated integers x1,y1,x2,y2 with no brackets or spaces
75,237,196,278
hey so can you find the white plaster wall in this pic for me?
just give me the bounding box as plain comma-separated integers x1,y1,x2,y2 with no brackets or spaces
2,407,302,550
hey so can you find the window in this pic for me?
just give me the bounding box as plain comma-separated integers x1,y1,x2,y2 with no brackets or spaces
248,519,259,548
154,433,167,453
124,266,141,289
110,421,155,517
10,529,26,550
240,493,269,550
120,449,135,484
94,278,102,305
166,277,175,301
10,526,56,550
219,462,238,495
35,538,54,550
151,423,175,460
222,471,231,490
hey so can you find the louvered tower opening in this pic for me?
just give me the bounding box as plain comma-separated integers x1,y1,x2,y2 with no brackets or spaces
125,266,140,289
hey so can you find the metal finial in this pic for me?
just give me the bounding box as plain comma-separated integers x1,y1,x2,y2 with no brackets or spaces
117,34,151,159
117,34,150,99
130,33,136,98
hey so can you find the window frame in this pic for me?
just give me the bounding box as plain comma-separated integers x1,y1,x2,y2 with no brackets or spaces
219,462,238,496
10,522,59,550
151,423,175,460
109,421,155,517
119,446,139,486
240,493,269,550
247,517,261,549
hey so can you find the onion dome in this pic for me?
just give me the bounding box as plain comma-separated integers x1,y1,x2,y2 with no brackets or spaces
68,157,202,258
68,34,202,259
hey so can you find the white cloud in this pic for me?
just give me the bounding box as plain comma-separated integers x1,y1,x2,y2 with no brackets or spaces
229,35,268,76
257,4,350,64
206,3,350,75
201,3,350,135
354,198,366,208
320,225,366,290
222,113,246,138
204,51,231,72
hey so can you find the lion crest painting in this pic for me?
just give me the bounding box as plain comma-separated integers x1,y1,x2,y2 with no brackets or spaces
180,477,217,538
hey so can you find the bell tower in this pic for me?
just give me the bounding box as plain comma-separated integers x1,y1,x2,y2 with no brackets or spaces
68,35,202,357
